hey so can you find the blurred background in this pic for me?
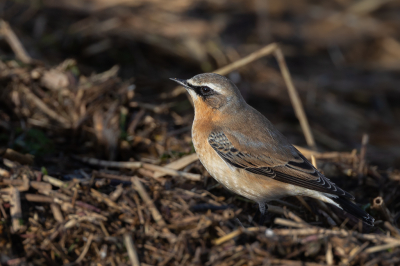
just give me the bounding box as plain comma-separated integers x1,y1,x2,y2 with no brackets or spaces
1,0,400,169
1,0,400,265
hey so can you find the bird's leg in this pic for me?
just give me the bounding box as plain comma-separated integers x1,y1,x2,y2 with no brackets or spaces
258,203,268,225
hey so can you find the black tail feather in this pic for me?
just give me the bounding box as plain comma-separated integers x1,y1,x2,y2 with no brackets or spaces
332,197,375,226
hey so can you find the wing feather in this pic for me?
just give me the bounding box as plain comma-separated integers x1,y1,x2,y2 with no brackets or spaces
208,131,354,199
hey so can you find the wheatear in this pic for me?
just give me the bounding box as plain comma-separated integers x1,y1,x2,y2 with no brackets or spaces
171,73,374,226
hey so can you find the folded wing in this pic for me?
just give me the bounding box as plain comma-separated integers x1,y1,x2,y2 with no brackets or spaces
208,131,354,199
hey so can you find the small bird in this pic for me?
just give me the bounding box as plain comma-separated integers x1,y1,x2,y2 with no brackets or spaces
170,73,374,226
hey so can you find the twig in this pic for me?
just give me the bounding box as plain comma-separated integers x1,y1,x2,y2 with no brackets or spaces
132,193,145,225
0,20,33,64
143,163,201,181
3,180,52,191
384,221,400,239
10,187,22,233
284,209,307,223
123,233,141,266
72,156,142,169
214,43,278,76
109,184,124,201
295,196,314,214
325,242,333,265
274,218,309,228
127,108,146,135
364,241,400,254
25,194,53,203
132,177,165,226
153,153,199,178
20,85,70,127
93,171,133,183
295,146,354,160
75,233,94,263
91,188,121,210
132,177,175,242
213,227,262,245
43,175,66,188
346,241,369,264
274,48,316,150
50,203,64,223
311,155,317,168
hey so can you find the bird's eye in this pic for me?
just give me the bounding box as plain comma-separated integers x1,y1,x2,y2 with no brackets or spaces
200,86,212,95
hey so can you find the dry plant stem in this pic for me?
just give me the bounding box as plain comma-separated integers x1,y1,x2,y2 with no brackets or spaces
132,177,175,241
10,187,22,233
284,209,306,223
384,221,400,239
274,218,309,228
346,241,369,264
325,242,333,265
20,85,70,127
0,20,32,64
153,153,199,178
365,241,400,254
295,146,354,160
123,233,141,266
213,227,262,245
109,184,123,201
72,155,142,169
311,155,317,168
132,193,145,225
295,196,313,214
25,194,53,203
371,196,393,224
274,48,316,150
143,163,201,181
93,171,132,182
3,180,51,191
75,233,94,263
50,203,64,222
43,175,66,187
214,43,278,75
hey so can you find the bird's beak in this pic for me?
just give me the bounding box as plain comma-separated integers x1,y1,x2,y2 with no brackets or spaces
170,78,191,89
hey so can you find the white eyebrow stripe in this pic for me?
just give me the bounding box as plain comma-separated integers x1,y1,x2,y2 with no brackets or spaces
203,83,223,93
187,81,223,94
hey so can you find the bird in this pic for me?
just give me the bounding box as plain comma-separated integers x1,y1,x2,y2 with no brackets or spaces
170,73,374,226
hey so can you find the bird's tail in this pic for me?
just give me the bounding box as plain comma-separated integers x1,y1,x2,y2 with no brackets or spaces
333,197,375,226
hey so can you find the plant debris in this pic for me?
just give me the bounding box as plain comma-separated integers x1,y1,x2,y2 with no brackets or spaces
0,0,400,265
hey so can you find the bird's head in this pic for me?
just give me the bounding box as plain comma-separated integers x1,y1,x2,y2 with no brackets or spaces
170,73,245,112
